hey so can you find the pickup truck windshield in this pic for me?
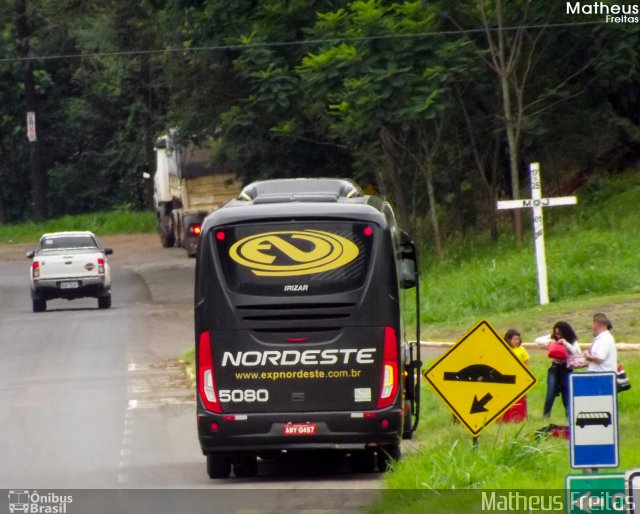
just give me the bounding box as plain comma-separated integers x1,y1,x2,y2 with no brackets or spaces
39,235,98,250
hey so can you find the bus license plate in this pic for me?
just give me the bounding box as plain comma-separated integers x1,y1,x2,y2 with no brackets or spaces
60,281,79,289
283,423,317,436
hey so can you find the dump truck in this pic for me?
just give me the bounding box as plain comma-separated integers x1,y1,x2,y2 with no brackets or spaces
152,135,241,256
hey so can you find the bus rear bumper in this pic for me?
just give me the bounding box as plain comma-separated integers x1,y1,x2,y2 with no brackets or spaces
197,409,403,454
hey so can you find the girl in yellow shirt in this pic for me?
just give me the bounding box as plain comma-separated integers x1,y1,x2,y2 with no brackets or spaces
502,329,529,422
506,328,530,366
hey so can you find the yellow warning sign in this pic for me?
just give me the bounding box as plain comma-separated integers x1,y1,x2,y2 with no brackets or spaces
423,320,537,437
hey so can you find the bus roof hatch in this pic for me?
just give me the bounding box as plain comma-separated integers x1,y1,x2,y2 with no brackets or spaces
239,178,362,203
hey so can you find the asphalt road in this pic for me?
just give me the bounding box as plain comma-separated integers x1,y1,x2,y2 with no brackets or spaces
0,244,381,512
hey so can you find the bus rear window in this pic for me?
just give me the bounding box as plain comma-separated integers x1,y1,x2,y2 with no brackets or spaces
214,222,374,296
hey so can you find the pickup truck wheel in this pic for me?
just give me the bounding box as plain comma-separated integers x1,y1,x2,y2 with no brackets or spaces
32,298,46,312
98,294,111,309
206,453,231,479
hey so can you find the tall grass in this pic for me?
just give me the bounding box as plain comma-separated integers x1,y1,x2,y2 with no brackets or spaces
405,172,640,348
374,353,640,511
0,209,155,244
410,171,640,339
383,171,640,510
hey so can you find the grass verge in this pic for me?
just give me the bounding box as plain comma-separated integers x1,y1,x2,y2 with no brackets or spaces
410,170,640,342
374,352,640,511
0,209,155,244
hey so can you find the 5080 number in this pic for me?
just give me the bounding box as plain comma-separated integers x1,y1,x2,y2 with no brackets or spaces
219,389,269,403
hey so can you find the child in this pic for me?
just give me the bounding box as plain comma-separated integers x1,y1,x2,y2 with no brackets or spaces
501,329,529,422
505,328,529,366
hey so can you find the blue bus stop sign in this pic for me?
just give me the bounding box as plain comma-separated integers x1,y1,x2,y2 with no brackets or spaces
569,372,618,469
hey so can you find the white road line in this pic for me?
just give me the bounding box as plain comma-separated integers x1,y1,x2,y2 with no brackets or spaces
130,398,193,409
127,383,150,394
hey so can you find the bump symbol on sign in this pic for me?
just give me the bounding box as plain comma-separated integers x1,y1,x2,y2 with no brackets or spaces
423,319,537,437
443,364,516,384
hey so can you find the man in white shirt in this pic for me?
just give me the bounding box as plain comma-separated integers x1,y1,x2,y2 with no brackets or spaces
585,313,617,372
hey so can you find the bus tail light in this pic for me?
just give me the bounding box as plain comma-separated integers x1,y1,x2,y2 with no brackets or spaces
377,326,399,409
198,331,221,413
32,261,40,278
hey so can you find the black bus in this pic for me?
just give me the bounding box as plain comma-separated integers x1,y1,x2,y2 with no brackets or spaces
195,178,421,478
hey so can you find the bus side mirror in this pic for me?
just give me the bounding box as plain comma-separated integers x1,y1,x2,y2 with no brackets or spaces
399,257,417,289
399,231,417,289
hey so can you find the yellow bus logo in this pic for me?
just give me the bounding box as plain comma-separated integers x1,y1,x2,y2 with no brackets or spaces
229,230,360,277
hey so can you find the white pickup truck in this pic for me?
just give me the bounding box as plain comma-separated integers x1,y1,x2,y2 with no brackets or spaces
26,231,113,312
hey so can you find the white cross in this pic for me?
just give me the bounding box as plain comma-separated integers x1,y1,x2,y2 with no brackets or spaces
497,162,577,305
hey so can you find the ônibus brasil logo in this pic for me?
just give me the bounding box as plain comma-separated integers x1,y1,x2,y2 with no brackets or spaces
8,490,73,514
229,230,359,277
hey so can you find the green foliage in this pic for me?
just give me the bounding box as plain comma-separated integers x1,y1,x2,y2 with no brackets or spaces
0,0,638,245
374,352,640,510
416,171,640,328
0,0,164,221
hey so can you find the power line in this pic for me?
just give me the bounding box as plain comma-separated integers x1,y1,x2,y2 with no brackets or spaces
0,20,604,64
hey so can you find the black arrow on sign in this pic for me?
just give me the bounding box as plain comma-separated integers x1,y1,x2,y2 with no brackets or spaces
470,393,493,414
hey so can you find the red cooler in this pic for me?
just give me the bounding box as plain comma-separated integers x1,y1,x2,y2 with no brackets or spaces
501,396,527,423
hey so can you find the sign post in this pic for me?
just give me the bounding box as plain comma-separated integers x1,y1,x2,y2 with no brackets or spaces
497,162,577,305
569,372,619,469
423,320,537,438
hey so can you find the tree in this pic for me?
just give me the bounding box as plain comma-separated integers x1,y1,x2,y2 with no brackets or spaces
0,0,637,249
0,9,29,221
155,0,352,185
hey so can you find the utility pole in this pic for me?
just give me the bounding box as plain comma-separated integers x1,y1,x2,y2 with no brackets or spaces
15,0,47,220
